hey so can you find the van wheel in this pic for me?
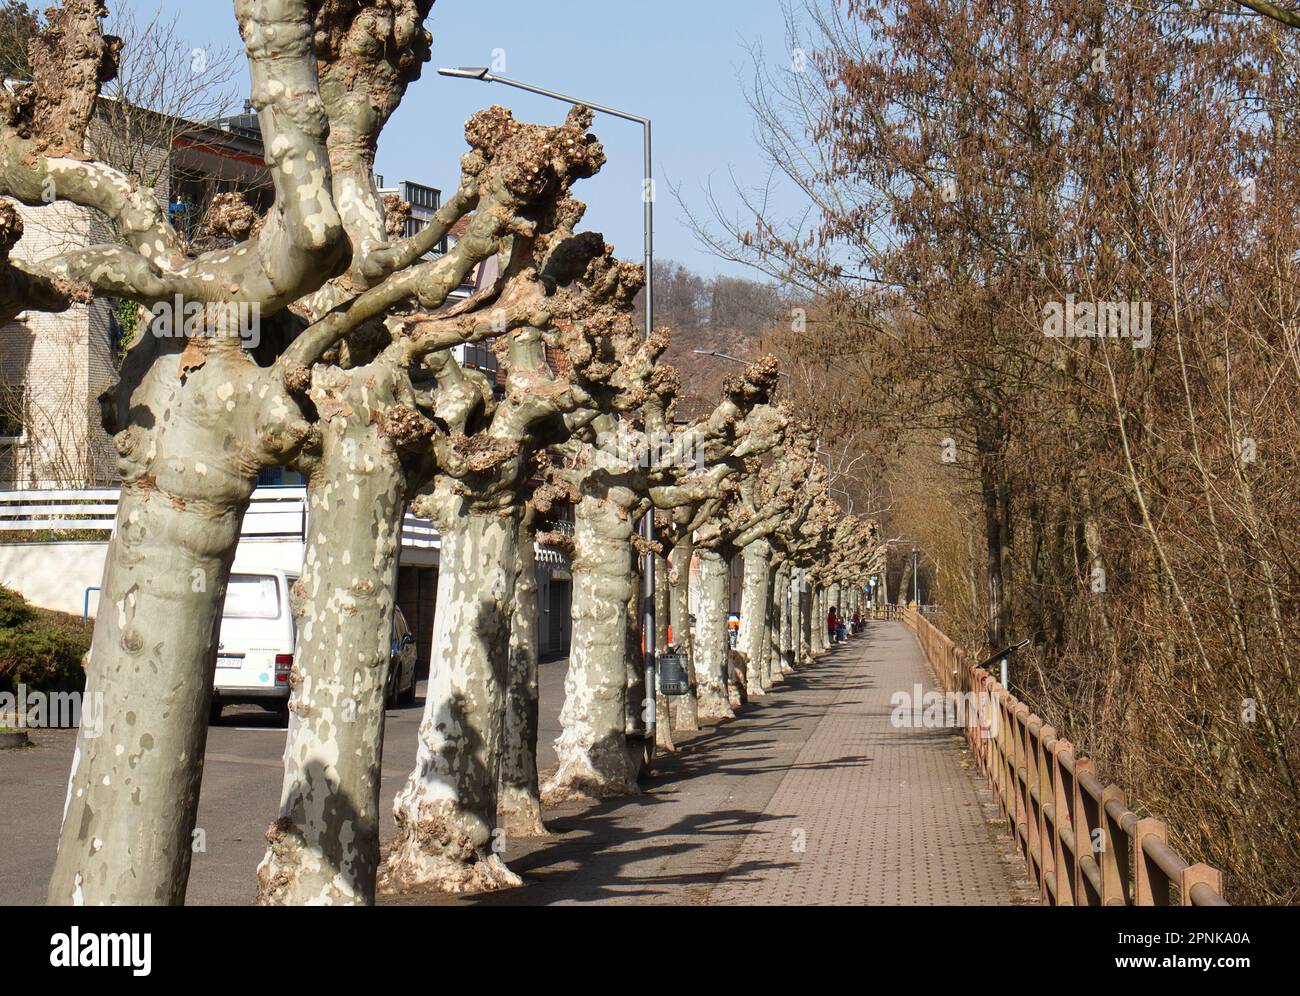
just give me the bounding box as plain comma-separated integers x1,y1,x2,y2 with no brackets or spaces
273,703,291,727
208,701,223,725
398,672,417,706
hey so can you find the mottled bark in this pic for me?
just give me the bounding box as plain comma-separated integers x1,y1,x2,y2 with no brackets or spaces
498,510,547,838
542,493,640,802
694,549,734,722
739,538,772,696
653,553,674,752
48,489,239,904
624,552,651,774
382,502,521,893
762,564,780,687
48,342,302,905
798,581,813,663
256,363,407,906
779,566,795,673
669,538,699,731
811,586,826,656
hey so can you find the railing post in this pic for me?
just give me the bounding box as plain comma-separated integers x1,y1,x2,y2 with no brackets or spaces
1101,784,1129,905
1036,724,1056,902
1022,714,1042,888
1052,738,1074,906
1135,817,1171,906
1072,758,1096,906
1013,704,1030,847
1180,863,1223,906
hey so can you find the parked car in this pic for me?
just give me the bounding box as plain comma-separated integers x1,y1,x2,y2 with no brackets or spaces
210,569,298,724
387,607,418,706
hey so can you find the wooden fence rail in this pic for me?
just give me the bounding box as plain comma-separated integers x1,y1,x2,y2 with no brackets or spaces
869,604,1229,906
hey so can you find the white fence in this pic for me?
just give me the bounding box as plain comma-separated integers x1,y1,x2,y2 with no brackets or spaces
0,486,440,550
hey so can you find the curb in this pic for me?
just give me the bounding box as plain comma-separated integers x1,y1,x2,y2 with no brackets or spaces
0,729,31,749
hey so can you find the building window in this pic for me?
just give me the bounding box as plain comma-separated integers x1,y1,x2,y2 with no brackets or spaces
257,466,305,487
0,385,25,441
458,340,499,378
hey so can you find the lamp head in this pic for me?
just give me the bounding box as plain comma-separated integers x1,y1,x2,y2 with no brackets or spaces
437,66,492,80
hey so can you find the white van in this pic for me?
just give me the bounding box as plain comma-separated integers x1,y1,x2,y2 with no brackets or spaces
210,569,298,723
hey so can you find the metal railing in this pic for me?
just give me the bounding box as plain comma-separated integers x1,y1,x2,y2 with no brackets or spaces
869,604,1228,906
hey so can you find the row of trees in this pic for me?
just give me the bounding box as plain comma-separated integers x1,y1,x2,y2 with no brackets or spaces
705,0,1299,903
0,0,882,904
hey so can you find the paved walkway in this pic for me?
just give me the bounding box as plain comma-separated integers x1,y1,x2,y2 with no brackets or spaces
395,621,1026,906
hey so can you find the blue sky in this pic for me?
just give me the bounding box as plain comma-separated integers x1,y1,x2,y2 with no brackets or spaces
112,0,805,279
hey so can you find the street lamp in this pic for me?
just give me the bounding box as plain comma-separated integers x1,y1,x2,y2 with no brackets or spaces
436,68,654,344
437,66,660,744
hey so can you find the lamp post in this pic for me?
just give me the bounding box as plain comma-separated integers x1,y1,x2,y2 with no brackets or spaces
437,67,660,744
912,546,919,608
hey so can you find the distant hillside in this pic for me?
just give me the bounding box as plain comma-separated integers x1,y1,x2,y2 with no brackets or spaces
634,260,787,410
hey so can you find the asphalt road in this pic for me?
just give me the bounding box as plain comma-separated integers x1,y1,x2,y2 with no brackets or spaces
0,657,570,906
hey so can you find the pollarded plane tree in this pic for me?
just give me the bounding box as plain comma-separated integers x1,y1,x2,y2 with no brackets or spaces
1,0,610,906
539,357,787,803
0,0,494,905
378,219,663,896
643,412,795,736
762,445,828,679
690,430,824,713
748,445,827,692
731,434,822,697
784,493,840,661
652,490,728,734
822,517,883,628
255,106,616,905
647,409,806,734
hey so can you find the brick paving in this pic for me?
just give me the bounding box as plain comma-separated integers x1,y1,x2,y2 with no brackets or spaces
395,621,1025,906
707,622,1019,905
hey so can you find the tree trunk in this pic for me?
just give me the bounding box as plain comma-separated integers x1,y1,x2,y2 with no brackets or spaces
256,365,406,906
694,548,734,722
778,564,795,673
498,509,547,838
670,538,699,731
48,344,270,905
798,580,812,663
812,585,827,655
624,552,650,775
653,553,674,752
382,502,521,894
739,538,772,696
48,487,244,905
762,565,780,686
980,456,1011,648
542,493,640,802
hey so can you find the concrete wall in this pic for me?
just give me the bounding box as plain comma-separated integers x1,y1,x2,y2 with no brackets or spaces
0,538,310,618
0,541,108,617
0,533,440,619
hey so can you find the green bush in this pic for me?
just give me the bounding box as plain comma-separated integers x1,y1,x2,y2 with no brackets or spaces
0,585,34,629
0,586,89,693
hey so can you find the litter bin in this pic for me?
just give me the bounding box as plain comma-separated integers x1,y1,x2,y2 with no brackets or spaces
657,652,691,696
